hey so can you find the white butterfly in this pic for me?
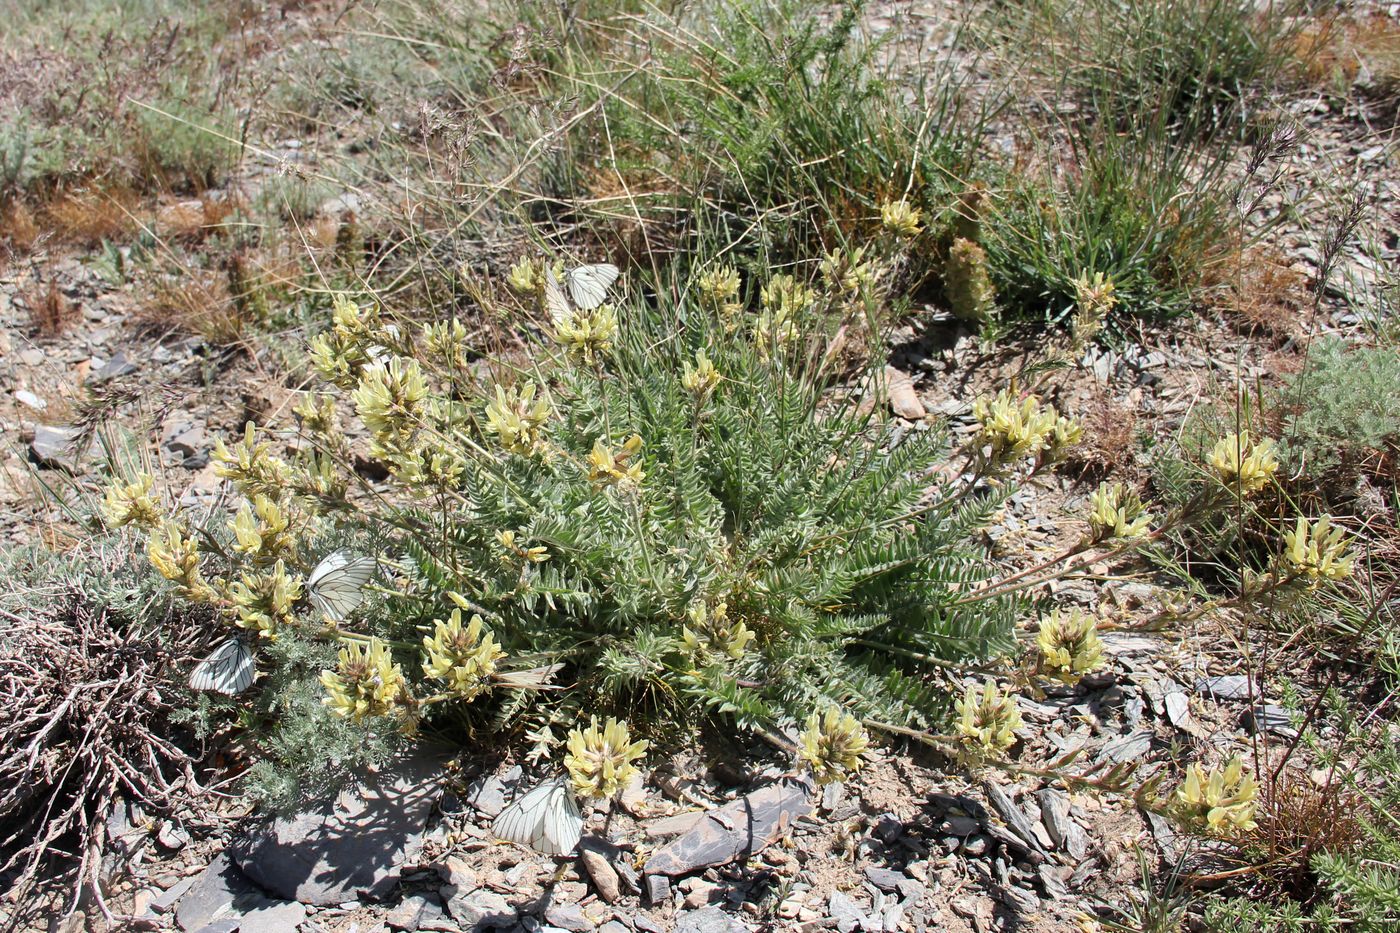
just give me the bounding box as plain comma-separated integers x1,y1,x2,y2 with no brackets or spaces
307,550,377,622
491,775,583,856
543,266,575,330
563,263,619,310
189,635,255,695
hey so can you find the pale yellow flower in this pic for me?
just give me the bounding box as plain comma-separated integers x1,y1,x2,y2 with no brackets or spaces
1086,482,1152,543
484,382,551,456
497,529,549,564
973,389,1058,464
101,472,161,529
227,560,303,638
565,716,649,801
421,609,507,700
1281,515,1354,587
587,434,645,488
230,494,295,560
213,422,291,500
681,600,754,662
880,198,923,238
147,518,215,602
322,637,408,722
955,680,1023,755
798,707,869,785
1036,609,1106,684
1172,756,1259,837
681,348,721,401
553,304,618,361
1208,432,1279,497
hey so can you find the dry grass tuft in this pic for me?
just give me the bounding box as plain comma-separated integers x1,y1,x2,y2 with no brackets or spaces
1294,14,1400,101
140,269,246,346
24,278,76,338
1215,247,1310,342
41,186,140,246
0,557,205,920
1241,768,1367,901
0,200,40,260
1066,391,1140,479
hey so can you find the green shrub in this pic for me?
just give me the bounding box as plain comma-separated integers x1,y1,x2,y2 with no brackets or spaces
1279,339,1400,482
107,249,1096,794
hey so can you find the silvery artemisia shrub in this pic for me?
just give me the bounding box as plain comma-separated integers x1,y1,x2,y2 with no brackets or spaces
107,267,1088,796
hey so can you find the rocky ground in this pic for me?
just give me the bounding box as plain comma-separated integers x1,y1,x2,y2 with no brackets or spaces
3,1,1399,931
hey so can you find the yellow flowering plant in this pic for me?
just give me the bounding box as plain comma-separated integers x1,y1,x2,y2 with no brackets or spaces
798,707,869,785
1168,756,1259,837
564,717,649,801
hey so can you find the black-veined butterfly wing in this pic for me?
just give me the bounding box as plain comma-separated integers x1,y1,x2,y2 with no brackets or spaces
491,776,582,856
564,263,619,310
307,550,377,622
543,266,574,329
189,636,255,695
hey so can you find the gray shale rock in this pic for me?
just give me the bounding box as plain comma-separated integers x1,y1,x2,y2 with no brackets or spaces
643,775,815,877
674,907,749,933
175,854,269,932
1194,675,1255,701
228,746,449,905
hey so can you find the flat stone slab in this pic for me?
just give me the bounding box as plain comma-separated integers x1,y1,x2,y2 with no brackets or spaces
175,854,269,931
228,746,450,905
643,775,814,877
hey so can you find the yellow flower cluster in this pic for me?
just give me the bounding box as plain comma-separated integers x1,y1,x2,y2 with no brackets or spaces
553,304,618,362
101,472,162,529
798,707,869,785
880,198,923,239
819,246,876,297
1208,432,1279,497
681,600,755,662
681,348,721,402
697,265,742,328
507,256,561,298
497,529,549,565
755,273,815,359
1086,482,1152,543
1282,515,1354,587
227,560,303,637
1172,756,1259,837
1035,609,1106,684
587,434,645,488
564,716,649,801
147,519,216,602
298,451,348,503
421,609,507,700
1071,270,1117,346
230,494,296,562
422,318,471,369
293,393,339,441
309,295,384,390
973,389,1080,466
760,273,816,319
213,422,291,501
484,382,551,456
955,680,1023,756
351,356,428,458
321,637,408,722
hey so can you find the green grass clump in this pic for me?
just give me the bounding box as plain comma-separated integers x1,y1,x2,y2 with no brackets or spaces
577,0,987,260
995,0,1298,135
0,0,247,196
981,117,1232,326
